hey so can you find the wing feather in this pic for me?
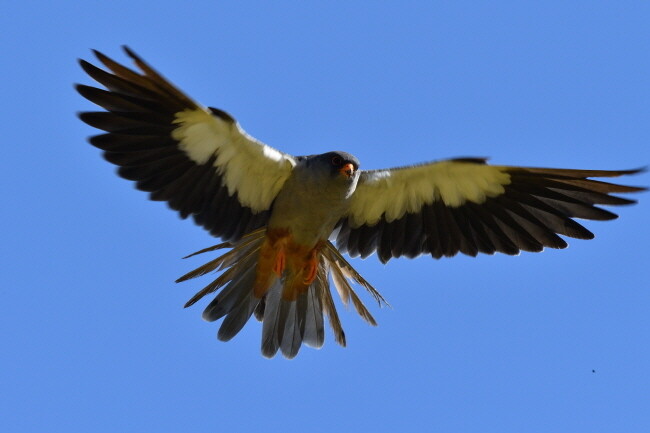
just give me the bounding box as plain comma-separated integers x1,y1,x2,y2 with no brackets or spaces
339,159,644,261
78,47,296,241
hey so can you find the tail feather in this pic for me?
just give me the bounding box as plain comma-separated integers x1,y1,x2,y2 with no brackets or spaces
261,280,283,358
329,258,377,326
320,268,347,347
178,232,389,358
261,275,316,359
323,242,390,307
177,229,265,283
262,284,305,358
217,291,260,342
330,261,351,306
348,288,378,327
303,269,325,348
273,296,293,354
184,246,261,308
203,263,256,322
253,296,266,321
280,300,303,359
181,241,232,259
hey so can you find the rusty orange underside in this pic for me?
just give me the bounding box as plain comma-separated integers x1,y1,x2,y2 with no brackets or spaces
253,228,325,301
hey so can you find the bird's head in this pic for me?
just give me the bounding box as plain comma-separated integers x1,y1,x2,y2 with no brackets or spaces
310,151,360,181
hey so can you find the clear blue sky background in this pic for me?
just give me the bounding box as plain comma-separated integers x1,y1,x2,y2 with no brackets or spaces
2,2,649,432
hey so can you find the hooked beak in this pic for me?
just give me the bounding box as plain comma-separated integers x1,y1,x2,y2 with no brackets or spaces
339,163,355,178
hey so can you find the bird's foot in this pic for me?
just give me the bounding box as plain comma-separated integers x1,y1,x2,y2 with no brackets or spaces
273,248,286,277
254,228,290,297
302,256,318,285
301,242,324,286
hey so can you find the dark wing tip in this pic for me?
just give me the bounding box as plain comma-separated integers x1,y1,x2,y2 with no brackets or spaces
91,48,110,63
77,111,93,124
601,166,647,187
74,83,96,99
581,230,596,240
122,45,139,60
609,165,647,192
77,111,115,129
616,166,647,176
78,58,97,75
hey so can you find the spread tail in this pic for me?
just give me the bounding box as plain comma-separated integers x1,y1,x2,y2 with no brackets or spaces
178,230,389,358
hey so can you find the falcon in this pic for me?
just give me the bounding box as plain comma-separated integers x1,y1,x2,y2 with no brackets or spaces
77,47,645,358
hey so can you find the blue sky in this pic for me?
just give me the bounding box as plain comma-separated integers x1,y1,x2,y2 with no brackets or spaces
2,1,649,432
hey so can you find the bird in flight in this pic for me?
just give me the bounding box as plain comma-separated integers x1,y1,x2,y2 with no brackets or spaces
77,47,645,359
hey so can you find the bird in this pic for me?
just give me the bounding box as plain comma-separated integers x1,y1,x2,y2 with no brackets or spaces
76,46,645,359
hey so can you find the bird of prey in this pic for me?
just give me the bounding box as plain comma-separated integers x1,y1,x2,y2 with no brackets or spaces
77,47,645,359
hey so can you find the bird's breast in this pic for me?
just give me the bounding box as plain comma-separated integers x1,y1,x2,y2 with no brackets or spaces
267,172,353,247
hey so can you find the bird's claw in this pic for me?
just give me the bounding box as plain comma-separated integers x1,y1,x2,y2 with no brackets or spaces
273,249,286,277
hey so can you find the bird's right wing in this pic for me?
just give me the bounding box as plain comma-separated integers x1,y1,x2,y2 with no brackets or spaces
77,47,296,241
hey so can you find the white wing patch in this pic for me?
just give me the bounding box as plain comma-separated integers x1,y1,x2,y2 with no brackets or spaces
172,108,295,212
349,161,511,226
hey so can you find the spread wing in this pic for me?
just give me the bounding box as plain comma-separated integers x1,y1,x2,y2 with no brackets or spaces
77,46,295,241
336,158,645,263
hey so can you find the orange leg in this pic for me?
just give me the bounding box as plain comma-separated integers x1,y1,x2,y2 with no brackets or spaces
302,249,319,285
257,236,326,301
273,248,286,277
253,228,290,298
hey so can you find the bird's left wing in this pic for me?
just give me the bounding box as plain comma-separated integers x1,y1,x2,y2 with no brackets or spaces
77,47,295,241
336,158,644,263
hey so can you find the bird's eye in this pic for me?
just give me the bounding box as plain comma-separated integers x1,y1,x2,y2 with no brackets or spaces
331,156,342,166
